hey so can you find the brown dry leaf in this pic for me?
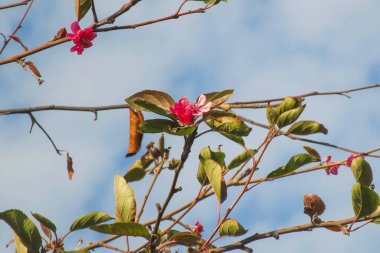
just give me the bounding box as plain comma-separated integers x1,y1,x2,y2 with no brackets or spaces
25,61,42,77
40,223,51,240
304,194,326,216
67,153,74,180
9,35,28,51
50,27,67,41
126,109,144,157
325,225,349,235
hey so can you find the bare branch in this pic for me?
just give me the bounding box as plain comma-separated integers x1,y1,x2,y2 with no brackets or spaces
235,113,380,158
226,84,380,108
0,0,34,55
27,112,62,155
90,0,99,23
0,0,30,10
210,210,380,252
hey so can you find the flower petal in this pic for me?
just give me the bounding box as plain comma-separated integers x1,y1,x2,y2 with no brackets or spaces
70,21,81,34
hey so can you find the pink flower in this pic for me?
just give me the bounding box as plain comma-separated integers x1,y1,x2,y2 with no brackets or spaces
170,97,195,125
324,155,340,175
193,95,212,116
193,221,204,237
346,155,355,167
170,95,212,125
66,22,97,55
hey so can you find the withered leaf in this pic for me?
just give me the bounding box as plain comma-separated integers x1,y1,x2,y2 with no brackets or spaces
304,194,326,217
126,108,144,157
324,225,349,235
25,61,42,78
67,153,74,180
9,35,28,51
50,27,67,41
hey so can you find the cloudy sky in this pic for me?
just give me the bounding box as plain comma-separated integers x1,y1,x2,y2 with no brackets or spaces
1,0,380,252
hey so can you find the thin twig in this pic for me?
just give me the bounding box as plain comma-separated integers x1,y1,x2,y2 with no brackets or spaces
27,112,62,155
0,0,30,10
0,0,215,65
227,84,380,107
151,131,197,246
95,5,212,32
235,113,380,158
0,0,34,55
202,129,276,249
135,161,165,222
99,242,128,253
209,210,380,253
90,0,98,23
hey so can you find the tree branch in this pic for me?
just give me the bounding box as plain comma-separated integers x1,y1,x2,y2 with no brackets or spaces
27,112,62,155
0,0,34,55
209,210,380,252
0,0,30,10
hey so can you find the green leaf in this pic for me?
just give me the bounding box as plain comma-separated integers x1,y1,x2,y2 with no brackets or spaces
166,232,204,247
134,99,176,120
139,119,197,136
372,206,380,224
352,183,379,218
266,106,278,124
114,175,136,223
267,153,319,178
276,105,305,128
303,146,321,161
204,89,234,107
13,232,28,253
70,212,113,232
202,158,227,204
167,229,181,240
197,147,226,185
90,222,150,239
287,120,328,135
126,90,174,112
0,209,42,253
158,134,165,154
219,219,248,237
205,116,251,144
75,0,91,22
351,157,373,186
228,149,257,170
31,212,57,234
275,97,301,115
203,110,236,119
124,153,154,182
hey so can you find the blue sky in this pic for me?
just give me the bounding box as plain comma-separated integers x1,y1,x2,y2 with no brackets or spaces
1,0,380,252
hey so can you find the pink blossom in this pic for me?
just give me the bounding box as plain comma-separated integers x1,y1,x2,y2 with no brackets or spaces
324,155,340,175
66,22,97,55
193,221,204,237
345,154,363,167
170,97,195,125
193,95,212,116
170,95,212,125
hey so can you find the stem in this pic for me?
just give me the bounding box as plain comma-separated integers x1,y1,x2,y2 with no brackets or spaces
0,0,31,10
150,131,197,248
135,161,165,222
202,128,276,249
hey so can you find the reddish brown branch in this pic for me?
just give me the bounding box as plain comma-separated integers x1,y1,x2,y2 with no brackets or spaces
0,0,34,54
0,0,214,65
0,0,30,10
